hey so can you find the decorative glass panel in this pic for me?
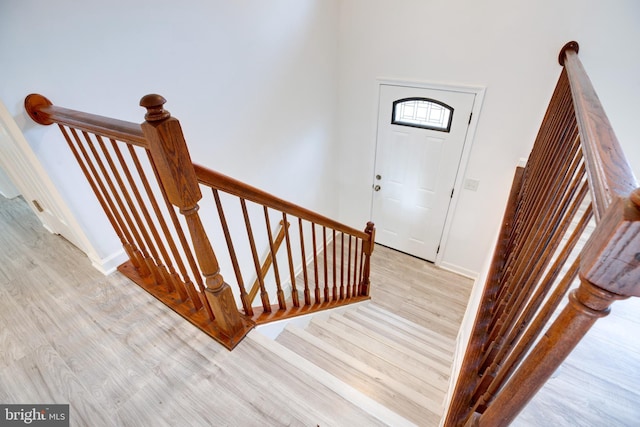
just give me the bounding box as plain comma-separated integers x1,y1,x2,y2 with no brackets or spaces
391,98,453,132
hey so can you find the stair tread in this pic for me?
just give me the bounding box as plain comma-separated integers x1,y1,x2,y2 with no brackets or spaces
307,317,450,392
248,331,416,427
355,304,456,355
342,309,453,367
362,303,457,349
371,296,462,340
276,325,443,425
322,314,453,377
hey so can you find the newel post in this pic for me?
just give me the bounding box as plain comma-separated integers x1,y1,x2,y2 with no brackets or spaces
360,221,376,296
476,190,640,427
139,94,244,339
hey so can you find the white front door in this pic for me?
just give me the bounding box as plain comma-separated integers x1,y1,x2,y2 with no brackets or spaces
372,84,475,262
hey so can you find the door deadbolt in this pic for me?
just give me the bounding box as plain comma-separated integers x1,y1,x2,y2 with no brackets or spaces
376,174,382,180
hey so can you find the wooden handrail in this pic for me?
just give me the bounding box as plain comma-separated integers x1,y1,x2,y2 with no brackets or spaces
445,42,640,427
560,42,638,219
193,164,369,240
24,91,375,349
25,94,147,147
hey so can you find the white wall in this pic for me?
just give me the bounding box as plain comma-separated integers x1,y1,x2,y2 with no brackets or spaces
0,0,340,263
0,166,19,199
336,0,640,276
1,0,638,278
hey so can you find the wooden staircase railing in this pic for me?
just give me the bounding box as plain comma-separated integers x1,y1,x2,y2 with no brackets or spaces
445,41,639,426
24,93,375,350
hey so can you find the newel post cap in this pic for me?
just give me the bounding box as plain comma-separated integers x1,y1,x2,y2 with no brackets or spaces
559,41,579,66
631,188,640,210
140,94,171,122
24,93,54,125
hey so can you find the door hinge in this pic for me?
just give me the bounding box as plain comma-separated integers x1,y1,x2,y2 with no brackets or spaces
32,200,44,212
468,112,473,124
450,188,455,198
437,245,441,254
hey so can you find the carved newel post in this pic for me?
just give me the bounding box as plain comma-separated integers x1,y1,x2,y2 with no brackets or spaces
140,94,244,339
361,221,376,296
477,189,640,427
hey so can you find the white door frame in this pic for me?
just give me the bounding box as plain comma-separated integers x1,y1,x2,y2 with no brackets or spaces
372,78,485,270
0,100,108,273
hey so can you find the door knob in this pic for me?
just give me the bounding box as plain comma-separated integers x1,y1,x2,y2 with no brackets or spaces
374,185,381,191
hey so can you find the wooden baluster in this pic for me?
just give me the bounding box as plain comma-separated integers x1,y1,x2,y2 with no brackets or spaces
264,207,286,310
56,124,145,275
323,226,329,302
213,189,252,316
482,155,585,364
312,223,320,304
357,238,364,290
246,218,288,308
494,77,575,318
475,190,639,427
332,229,338,301
298,218,311,306
360,222,375,296
346,235,353,299
127,144,201,308
92,133,166,287
444,167,526,427
241,198,271,313
340,232,345,300
282,214,300,308
107,138,183,296
78,130,157,277
24,93,146,276
71,127,153,278
471,198,593,415
140,94,244,339
492,125,579,326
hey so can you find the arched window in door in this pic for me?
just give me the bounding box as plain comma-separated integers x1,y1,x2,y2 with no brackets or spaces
391,97,454,132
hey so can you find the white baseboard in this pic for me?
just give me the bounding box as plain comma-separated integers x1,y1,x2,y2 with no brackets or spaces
437,261,478,280
89,249,128,275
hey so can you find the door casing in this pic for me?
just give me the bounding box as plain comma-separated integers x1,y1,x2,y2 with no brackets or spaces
0,100,111,273
371,78,485,273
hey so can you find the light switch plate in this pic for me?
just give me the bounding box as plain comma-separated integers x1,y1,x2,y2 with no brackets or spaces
464,179,480,191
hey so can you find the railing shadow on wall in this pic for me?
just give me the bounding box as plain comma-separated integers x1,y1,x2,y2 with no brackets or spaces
444,41,639,426
24,93,375,350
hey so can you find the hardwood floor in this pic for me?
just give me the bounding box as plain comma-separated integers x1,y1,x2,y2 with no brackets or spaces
0,196,389,426
0,194,638,426
513,293,640,426
0,195,472,426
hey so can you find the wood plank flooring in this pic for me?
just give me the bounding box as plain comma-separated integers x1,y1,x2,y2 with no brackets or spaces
0,196,390,426
1,194,638,426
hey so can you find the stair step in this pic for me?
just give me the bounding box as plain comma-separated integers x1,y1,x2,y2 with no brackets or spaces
358,303,456,353
322,314,452,379
342,309,453,370
248,331,416,427
355,304,455,361
307,316,450,393
365,298,461,341
277,325,442,425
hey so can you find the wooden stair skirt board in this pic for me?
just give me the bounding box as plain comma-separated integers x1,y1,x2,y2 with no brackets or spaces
269,301,455,427
119,260,370,348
